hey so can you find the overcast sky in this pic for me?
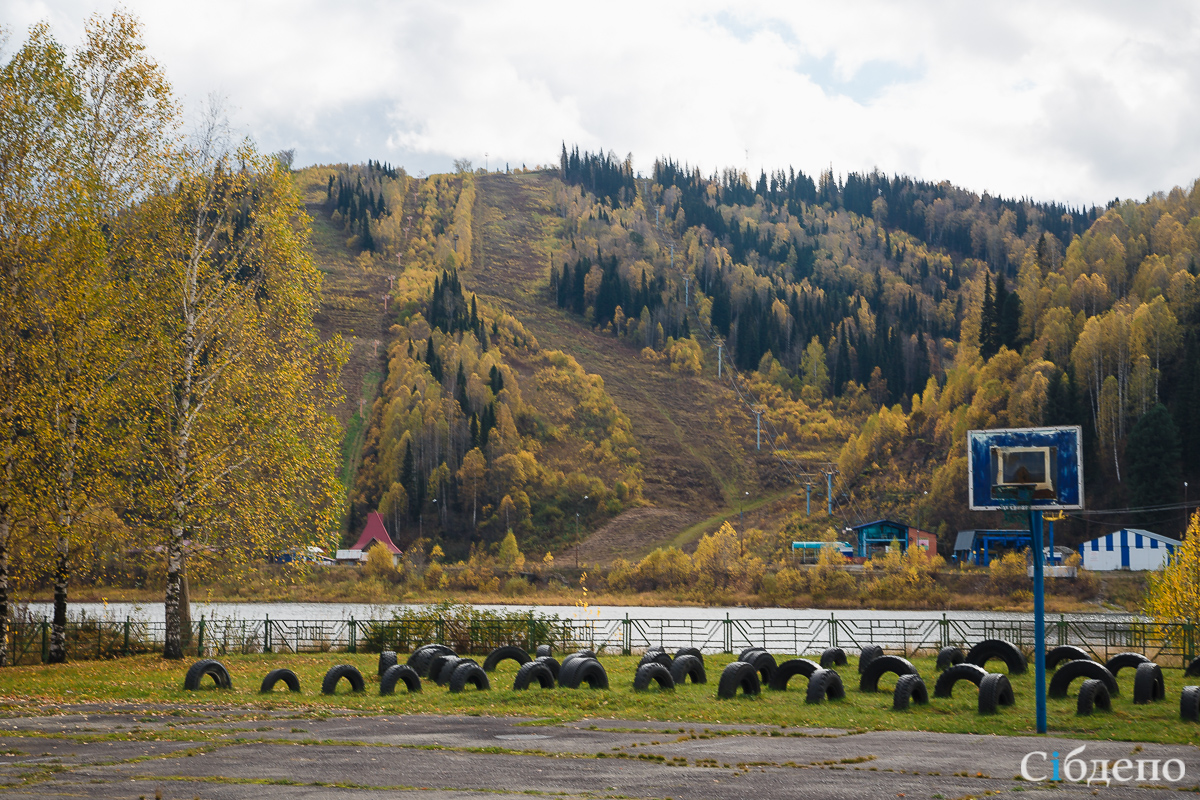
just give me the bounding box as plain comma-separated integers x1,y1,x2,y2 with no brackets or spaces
6,1,1200,206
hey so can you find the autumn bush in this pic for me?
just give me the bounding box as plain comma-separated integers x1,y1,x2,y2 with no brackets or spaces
860,543,947,607
988,550,1030,598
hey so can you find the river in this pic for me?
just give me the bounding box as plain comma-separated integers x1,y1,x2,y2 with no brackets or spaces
22,600,1138,624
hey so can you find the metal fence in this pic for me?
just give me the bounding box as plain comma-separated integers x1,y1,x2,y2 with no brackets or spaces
8,613,1198,667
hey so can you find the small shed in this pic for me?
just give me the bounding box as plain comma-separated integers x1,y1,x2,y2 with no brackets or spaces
335,549,364,565
850,519,935,558
1080,528,1179,571
791,541,854,563
342,511,403,567
954,529,1032,566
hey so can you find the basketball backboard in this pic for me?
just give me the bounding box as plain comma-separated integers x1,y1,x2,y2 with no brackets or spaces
967,426,1083,511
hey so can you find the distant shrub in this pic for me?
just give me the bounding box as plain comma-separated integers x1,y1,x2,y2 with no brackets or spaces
501,577,531,597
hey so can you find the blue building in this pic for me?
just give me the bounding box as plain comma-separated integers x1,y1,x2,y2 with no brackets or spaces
849,519,936,559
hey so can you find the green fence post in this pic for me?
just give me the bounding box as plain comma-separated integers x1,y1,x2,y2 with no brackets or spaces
123,618,130,656
41,622,48,663
723,613,731,654
349,617,357,654
527,611,534,650
829,613,837,649
197,616,206,657
940,613,948,648
265,615,272,653
622,614,631,656
436,617,444,646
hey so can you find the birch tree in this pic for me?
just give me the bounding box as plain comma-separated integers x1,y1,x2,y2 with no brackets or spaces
0,23,78,665
135,123,344,659
1,13,173,663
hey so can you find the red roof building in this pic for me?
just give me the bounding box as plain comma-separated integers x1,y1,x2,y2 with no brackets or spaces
337,511,402,565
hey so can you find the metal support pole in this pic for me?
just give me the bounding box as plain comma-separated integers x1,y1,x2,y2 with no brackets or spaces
806,484,812,516
754,410,762,450
1030,508,1047,734
717,344,723,378
826,471,834,516
683,275,689,307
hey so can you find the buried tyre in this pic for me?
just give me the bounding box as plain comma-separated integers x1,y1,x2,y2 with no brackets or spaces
184,660,232,691
513,661,555,690
1048,660,1117,699
669,654,706,685
933,663,988,698
633,662,675,692
858,645,883,674
561,658,608,690
259,668,300,693
717,662,761,699
978,673,1015,714
965,639,1027,675
768,658,820,691
859,655,918,693
805,669,845,704
321,664,365,695
1077,679,1111,716
1132,662,1165,704
380,665,421,695
483,646,531,673
892,674,928,711
935,647,964,671
449,663,490,693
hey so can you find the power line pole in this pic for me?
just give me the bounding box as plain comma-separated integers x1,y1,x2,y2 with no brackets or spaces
822,468,838,516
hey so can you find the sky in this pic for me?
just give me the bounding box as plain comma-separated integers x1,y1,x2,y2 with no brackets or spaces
5,1,1200,207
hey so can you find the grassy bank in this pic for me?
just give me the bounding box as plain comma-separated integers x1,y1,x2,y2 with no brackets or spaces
35,567,1147,614
1,651,1196,746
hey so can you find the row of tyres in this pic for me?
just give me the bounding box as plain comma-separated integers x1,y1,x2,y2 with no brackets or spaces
714,641,1021,715
181,639,1200,719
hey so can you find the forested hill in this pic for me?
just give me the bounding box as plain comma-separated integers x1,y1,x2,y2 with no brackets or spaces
551,146,1199,546
320,149,1199,564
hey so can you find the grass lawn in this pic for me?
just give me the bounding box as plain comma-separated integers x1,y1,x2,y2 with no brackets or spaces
1,651,1197,746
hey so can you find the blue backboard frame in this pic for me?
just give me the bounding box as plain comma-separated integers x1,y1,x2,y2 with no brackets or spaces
967,426,1083,511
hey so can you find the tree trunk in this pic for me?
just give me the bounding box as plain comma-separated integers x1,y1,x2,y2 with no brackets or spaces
179,570,191,648
48,542,68,664
0,509,9,668
163,521,184,659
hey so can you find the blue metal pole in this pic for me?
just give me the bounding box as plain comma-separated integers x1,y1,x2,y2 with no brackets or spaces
1031,509,1047,734
806,484,812,516
826,472,834,516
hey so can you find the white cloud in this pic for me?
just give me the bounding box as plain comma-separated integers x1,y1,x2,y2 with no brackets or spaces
5,0,1200,204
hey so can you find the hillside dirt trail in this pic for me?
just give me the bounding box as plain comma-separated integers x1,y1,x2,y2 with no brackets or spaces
468,172,785,562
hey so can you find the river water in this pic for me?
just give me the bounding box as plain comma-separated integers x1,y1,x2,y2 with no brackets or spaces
22,600,1138,624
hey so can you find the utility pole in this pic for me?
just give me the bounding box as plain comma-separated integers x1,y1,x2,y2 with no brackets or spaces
684,275,689,307
752,405,764,450
715,338,724,378
740,491,749,527
806,483,813,516
822,468,838,516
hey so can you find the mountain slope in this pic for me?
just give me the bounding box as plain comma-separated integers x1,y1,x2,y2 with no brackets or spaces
467,172,791,560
